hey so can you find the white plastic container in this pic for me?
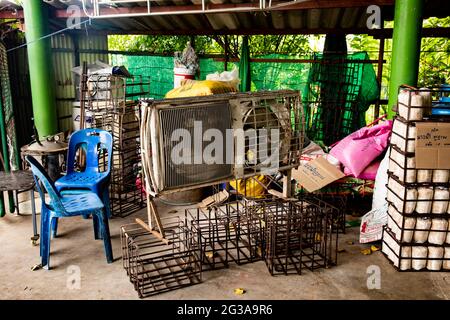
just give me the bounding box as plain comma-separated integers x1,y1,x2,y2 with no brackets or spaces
416,187,433,214
390,147,415,169
427,247,444,271
387,186,417,214
428,219,449,245
431,187,449,214
398,91,424,121
432,170,449,183
446,220,450,244
391,120,416,153
444,248,450,270
173,67,195,88
417,170,432,183
413,218,431,243
419,88,432,117
411,246,428,270
387,205,415,243
382,231,412,271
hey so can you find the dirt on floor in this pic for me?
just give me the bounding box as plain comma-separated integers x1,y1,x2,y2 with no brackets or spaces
0,197,449,300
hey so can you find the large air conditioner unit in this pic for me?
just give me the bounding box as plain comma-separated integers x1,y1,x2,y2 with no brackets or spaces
140,90,305,196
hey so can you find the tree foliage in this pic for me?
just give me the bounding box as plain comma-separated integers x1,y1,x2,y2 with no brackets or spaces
108,34,311,57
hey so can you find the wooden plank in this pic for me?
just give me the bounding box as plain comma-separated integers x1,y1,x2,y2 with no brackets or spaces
135,218,171,245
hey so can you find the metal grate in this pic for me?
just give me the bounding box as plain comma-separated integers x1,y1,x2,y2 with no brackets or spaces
159,103,233,189
121,217,202,298
84,73,148,217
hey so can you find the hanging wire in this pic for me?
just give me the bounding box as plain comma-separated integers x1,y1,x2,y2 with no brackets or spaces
6,18,92,53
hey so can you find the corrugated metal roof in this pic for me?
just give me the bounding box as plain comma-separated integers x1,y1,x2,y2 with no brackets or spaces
2,0,450,35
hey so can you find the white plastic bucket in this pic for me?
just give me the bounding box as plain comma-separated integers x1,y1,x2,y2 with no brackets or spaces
72,102,93,131
174,67,195,88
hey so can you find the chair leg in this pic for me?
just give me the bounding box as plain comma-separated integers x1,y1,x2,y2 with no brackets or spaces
51,217,59,238
39,208,46,258
41,214,53,269
92,214,102,240
97,210,113,263
102,188,112,219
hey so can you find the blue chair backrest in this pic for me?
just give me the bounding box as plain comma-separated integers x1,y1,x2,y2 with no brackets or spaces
66,129,113,175
26,155,66,214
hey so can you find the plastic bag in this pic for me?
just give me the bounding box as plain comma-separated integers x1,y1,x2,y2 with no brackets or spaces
206,66,240,90
165,79,237,98
174,42,199,74
344,159,380,180
330,120,393,177
230,176,267,198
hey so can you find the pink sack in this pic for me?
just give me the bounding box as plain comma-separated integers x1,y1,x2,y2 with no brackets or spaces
330,120,392,177
344,160,381,180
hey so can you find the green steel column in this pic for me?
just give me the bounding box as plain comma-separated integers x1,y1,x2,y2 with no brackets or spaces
387,0,424,119
23,0,58,137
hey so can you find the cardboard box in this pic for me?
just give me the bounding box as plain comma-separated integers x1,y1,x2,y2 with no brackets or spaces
415,122,450,169
293,156,345,193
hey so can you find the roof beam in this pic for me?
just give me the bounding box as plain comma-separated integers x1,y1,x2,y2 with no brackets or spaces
65,27,450,38
52,0,394,18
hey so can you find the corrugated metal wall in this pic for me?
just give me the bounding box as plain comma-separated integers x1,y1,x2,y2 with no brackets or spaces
5,35,34,151
51,34,108,132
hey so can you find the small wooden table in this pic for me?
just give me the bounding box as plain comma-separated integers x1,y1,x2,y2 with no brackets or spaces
0,170,38,243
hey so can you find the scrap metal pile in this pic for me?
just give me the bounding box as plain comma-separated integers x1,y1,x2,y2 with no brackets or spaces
121,196,340,298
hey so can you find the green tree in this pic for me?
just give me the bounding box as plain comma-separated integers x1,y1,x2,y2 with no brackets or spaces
108,34,311,57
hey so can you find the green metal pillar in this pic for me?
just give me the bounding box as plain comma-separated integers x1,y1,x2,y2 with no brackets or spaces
387,0,424,119
23,0,58,137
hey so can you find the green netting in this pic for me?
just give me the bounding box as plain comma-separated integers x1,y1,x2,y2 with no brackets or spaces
251,54,311,93
199,58,233,79
302,52,379,145
110,52,379,145
110,54,174,99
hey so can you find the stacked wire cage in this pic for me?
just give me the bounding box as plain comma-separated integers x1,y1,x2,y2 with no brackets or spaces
302,53,375,146
185,200,263,270
84,73,150,216
251,197,338,275
185,196,339,276
121,217,202,298
382,86,450,271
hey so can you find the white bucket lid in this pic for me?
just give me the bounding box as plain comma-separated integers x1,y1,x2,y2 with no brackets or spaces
174,67,195,75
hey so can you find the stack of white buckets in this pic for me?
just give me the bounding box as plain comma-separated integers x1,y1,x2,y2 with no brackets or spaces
173,67,195,88
382,86,450,271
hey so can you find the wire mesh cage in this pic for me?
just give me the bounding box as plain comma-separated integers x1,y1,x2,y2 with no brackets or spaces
83,72,149,217
84,74,150,113
185,200,263,270
302,53,375,146
89,102,145,216
383,85,450,272
382,227,450,272
185,196,339,276
300,193,347,234
121,217,202,298
252,197,339,275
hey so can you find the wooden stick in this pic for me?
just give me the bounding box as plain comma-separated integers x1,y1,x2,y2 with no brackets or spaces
135,218,171,245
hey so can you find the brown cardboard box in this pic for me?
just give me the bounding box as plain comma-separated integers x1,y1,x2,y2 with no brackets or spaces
293,156,345,192
415,122,450,169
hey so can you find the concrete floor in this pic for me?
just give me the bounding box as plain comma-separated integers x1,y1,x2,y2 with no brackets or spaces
1,197,450,300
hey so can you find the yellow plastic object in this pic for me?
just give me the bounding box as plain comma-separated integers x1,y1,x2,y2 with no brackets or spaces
165,79,238,98
234,288,246,295
229,176,267,198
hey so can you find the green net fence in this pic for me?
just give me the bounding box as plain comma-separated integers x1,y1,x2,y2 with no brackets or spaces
110,52,379,145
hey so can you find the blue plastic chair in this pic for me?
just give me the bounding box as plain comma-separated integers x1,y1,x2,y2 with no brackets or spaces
26,155,113,269
55,129,113,224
